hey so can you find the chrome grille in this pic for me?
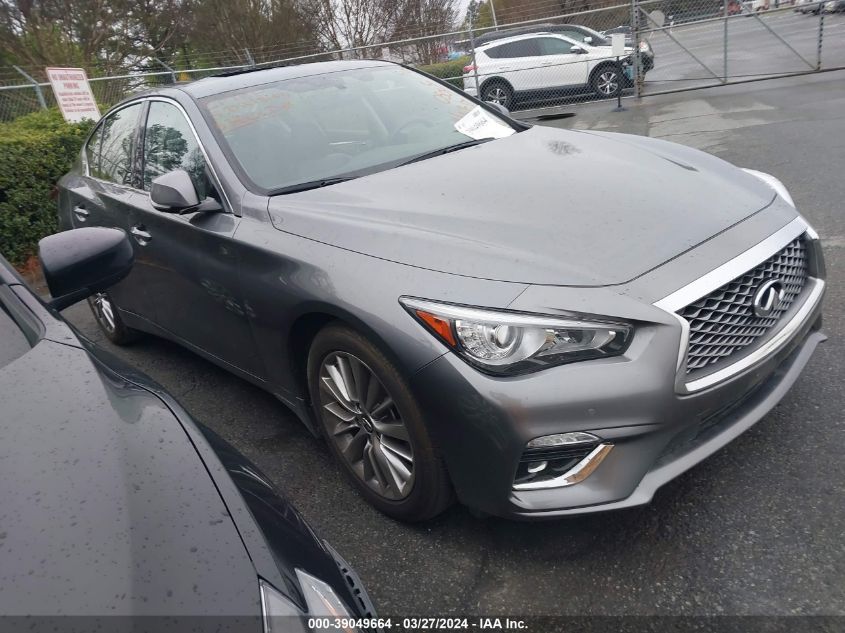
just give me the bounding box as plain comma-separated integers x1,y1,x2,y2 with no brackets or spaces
679,238,809,374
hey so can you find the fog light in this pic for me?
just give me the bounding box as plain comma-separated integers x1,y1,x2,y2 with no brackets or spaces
526,461,548,474
526,431,599,449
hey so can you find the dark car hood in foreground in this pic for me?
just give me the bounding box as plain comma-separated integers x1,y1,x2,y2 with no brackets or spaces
0,334,260,617
0,276,375,623
268,127,776,286
0,274,366,619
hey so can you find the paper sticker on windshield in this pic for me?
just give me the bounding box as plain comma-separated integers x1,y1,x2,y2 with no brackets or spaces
454,106,515,140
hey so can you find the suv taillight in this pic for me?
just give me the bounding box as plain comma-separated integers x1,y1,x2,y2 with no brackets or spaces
463,64,476,74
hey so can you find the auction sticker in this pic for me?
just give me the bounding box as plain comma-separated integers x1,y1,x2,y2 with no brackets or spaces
454,106,515,140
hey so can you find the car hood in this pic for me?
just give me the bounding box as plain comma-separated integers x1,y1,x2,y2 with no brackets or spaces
0,336,260,617
268,126,776,286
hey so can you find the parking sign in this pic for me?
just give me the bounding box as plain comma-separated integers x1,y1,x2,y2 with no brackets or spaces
46,67,100,123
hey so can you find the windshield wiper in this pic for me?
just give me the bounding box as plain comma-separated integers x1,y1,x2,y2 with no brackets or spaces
270,176,357,195
398,138,496,167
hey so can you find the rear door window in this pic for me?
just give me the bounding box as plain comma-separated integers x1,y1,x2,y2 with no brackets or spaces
92,103,143,186
486,38,542,59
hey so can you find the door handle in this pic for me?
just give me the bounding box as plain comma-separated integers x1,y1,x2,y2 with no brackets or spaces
130,226,152,245
73,206,89,222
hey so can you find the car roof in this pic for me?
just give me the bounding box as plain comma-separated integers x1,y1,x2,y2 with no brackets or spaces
477,31,578,50
179,59,394,99
474,23,596,46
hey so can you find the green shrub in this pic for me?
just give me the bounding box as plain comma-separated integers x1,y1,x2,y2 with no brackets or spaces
0,109,93,266
417,56,471,89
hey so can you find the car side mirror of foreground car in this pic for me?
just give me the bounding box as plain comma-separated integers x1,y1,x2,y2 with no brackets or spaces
488,102,510,117
150,169,222,215
38,227,134,310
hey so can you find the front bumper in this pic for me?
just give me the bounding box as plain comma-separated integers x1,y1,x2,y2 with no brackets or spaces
410,222,825,519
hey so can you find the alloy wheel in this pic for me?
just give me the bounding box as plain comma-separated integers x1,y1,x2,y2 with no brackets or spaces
597,70,619,96
90,293,117,333
318,351,414,500
485,86,509,106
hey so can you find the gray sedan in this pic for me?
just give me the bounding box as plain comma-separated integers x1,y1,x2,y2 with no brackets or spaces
58,60,826,521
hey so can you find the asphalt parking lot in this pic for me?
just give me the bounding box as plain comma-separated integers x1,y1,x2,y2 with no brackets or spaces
644,9,845,92
61,70,845,617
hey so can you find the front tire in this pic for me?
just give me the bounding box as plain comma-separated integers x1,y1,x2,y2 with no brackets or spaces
591,65,622,98
88,292,140,345
481,80,514,109
307,324,452,522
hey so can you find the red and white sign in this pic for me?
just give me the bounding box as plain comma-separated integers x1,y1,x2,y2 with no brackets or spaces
45,67,100,123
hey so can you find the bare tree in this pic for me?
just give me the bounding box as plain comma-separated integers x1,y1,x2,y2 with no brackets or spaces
303,0,404,54
394,0,457,64
186,0,319,66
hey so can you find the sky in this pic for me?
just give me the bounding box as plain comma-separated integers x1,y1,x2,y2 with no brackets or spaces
455,0,473,22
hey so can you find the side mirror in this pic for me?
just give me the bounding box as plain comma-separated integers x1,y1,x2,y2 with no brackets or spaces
150,169,200,213
570,45,586,54
39,227,134,310
584,36,593,44
488,102,510,117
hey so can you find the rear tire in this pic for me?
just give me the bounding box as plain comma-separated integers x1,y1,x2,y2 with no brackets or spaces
88,292,141,345
480,80,515,109
591,65,622,98
307,324,453,522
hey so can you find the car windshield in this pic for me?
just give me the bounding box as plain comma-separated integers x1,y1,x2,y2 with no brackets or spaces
578,27,609,46
199,65,517,194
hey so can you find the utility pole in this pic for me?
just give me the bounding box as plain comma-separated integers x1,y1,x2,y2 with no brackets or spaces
489,0,499,30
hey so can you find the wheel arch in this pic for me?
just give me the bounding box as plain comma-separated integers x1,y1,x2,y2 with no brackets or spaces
286,303,417,411
479,76,515,98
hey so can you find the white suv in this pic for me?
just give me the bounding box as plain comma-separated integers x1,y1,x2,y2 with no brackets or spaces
463,32,633,108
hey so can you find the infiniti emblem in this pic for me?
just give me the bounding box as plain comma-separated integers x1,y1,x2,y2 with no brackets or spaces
752,279,786,318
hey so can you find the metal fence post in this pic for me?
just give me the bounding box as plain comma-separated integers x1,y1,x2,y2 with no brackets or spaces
817,11,824,71
155,58,178,83
13,65,47,110
469,19,480,96
244,48,256,67
631,0,642,98
723,0,729,82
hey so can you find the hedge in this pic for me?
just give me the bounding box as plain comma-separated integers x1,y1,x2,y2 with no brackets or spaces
0,109,93,266
417,56,470,89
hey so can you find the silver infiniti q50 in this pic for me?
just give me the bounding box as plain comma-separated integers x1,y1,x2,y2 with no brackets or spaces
57,60,826,521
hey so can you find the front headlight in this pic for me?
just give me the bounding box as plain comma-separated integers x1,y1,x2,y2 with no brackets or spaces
261,573,359,633
741,168,795,207
400,297,632,375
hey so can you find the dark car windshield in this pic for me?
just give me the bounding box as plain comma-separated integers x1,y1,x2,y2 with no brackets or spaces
199,65,516,194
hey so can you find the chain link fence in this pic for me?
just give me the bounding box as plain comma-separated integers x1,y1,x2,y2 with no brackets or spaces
1,0,842,122
635,0,842,95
